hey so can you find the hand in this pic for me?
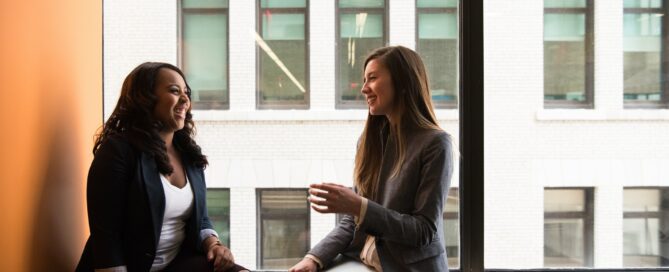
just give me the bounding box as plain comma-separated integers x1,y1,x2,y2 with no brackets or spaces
289,258,318,272
308,183,362,216
206,240,235,272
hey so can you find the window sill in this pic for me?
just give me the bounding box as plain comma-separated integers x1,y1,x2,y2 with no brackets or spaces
536,109,669,121
192,109,459,121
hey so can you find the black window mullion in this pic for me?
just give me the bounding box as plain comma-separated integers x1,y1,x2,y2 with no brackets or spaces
459,0,484,271
663,0,669,107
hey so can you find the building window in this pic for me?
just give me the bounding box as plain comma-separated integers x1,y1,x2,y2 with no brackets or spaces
444,187,460,268
624,0,667,108
623,188,669,267
544,188,594,267
180,0,229,110
257,189,310,269
336,0,388,108
256,0,309,109
416,0,458,109
206,188,230,246
543,0,594,108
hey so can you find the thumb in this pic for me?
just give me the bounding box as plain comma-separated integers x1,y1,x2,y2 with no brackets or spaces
207,249,213,261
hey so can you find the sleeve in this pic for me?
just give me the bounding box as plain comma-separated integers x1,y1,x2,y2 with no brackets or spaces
357,134,453,247
87,138,133,268
307,209,357,267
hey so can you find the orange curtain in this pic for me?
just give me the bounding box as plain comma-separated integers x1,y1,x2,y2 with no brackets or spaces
0,0,102,271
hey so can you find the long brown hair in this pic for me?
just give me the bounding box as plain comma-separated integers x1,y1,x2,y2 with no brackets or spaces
354,46,441,199
94,62,208,174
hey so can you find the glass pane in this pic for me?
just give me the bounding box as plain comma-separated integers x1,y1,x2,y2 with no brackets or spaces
183,13,228,108
258,12,307,107
623,11,662,102
262,219,309,268
545,189,586,212
544,13,587,102
544,0,586,8
338,12,385,105
444,188,460,268
339,0,385,8
261,0,306,8
182,0,228,9
624,189,661,212
340,13,384,38
262,14,305,40
259,190,310,270
624,0,662,8
623,218,661,266
206,189,230,246
417,0,457,8
417,11,458,107
544,218,585,267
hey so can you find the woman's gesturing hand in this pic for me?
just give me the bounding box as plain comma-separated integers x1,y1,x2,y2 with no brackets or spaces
289,258,318,272
308,183,362,216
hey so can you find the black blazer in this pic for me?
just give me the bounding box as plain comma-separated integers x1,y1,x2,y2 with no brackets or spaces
76,135,214,271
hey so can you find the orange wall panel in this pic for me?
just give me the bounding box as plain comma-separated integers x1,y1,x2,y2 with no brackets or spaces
0,0,102,271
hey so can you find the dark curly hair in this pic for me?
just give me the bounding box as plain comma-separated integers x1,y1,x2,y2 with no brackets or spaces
94,62,208,174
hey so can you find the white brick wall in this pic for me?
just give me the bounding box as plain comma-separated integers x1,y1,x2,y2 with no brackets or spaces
104,0,669,269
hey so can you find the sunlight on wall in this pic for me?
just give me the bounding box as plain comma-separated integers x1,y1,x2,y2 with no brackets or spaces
0,0,102,271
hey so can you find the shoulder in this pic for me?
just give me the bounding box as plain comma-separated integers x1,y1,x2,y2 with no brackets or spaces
95,134,137,159
414,128,452,150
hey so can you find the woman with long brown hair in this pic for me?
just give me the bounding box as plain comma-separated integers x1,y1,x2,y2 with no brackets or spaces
290,46,454,272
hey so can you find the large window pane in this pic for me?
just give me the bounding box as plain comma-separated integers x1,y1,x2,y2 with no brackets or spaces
623,0,664,106
544,188,593,267
416,0,458,108
623,188,669,267
336,0,387,108
257,0,308,109
182,2,229,110
257,189,309,270
206,189,230,246
543,0,592,107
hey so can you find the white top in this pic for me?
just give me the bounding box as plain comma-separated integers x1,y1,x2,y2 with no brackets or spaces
150,174,194,271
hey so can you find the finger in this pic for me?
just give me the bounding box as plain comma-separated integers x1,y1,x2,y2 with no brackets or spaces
213,253,222,268
307,196,329,206
308,188,329,198
207,248,214,261
311,204,332,213
323,182,345,188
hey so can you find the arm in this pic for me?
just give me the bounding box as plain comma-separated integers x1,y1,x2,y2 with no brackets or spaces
306,212,357,267
357,134,453,247
87,138,133,268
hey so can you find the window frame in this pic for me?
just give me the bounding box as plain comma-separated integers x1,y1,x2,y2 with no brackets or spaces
334,0,389,109
415,0,459,109
543,0,595,109
255,0,310,110
623,0,669,109
255,188,311,269
177,0,230,110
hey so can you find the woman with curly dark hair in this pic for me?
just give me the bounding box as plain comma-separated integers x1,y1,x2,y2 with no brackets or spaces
76,62,247,272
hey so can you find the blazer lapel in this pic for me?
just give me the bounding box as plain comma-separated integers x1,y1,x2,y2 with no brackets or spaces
140,152,165,246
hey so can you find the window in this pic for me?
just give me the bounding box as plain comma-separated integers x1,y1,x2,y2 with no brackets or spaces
624,0,667,108
416,0,458,109
180,0,229,110
623,188,669,267
206,188,230,246
257,189,310,269
444,187,460,268
257,0,309,109
336,0,388,108
544,188,594,267
543,0,593,108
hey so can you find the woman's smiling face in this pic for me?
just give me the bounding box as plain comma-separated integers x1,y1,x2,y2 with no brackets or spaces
153,68,190,132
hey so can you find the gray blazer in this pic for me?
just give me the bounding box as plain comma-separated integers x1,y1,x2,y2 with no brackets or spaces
309,125,454,271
